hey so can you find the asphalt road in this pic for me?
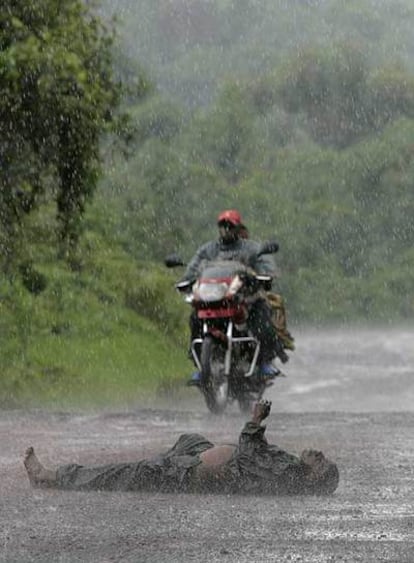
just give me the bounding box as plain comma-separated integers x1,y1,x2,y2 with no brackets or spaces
1,327,413,563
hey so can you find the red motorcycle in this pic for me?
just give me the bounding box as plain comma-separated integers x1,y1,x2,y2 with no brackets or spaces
166,241,282,414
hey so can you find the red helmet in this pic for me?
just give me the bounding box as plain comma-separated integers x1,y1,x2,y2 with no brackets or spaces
217,209,242,227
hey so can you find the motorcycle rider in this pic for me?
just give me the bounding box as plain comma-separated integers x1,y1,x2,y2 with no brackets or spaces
181,209,285,384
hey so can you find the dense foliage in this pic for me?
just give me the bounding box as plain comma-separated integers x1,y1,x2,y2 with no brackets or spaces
101,1,414,322
0,0,121,268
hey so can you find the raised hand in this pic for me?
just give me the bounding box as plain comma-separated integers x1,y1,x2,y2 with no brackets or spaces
252,399,272,424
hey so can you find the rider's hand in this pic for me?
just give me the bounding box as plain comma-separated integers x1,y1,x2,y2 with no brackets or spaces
239,272,259,293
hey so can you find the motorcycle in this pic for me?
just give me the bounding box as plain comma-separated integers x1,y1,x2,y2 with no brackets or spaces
165,241,283,414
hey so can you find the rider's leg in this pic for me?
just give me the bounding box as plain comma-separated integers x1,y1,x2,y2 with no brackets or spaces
247,298,284,376
187,310,202,384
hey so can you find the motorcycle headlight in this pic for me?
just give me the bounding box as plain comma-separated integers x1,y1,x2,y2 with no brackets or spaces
197,281,229,302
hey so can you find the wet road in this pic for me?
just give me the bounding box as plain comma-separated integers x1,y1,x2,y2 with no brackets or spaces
272,326,414,412
1,327,413,563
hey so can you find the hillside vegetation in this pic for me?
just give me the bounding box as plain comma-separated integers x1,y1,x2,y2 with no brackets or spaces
0,201,190,408
102,0,414,321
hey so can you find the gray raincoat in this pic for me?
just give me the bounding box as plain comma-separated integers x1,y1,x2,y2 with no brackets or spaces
183,238,277,281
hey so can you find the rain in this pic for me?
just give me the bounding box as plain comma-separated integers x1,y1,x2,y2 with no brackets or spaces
1,1,414,561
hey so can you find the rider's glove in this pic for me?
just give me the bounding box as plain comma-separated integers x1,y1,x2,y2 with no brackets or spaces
239,272,259,293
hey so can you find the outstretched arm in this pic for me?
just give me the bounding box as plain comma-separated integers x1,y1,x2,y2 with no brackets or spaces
237,400,272,456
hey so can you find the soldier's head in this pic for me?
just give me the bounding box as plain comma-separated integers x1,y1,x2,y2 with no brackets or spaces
300,450,339,495
217,209,243,244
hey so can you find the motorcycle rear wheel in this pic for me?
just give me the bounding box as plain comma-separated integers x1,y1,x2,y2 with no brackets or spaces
200,335,229,414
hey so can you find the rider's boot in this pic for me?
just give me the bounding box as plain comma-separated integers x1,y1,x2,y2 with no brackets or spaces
187,371,201,386
257,362,281,386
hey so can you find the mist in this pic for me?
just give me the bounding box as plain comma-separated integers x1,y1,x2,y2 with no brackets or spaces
98,0,414,325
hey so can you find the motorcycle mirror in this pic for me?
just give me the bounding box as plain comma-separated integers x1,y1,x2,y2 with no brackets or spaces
164,253,185,268
175,279,193,292
257,240,279,256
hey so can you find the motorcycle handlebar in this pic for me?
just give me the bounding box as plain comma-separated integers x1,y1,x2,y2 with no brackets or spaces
165,239,278,268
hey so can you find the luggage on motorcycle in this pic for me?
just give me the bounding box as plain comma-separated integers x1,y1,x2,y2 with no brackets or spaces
266,292,295,351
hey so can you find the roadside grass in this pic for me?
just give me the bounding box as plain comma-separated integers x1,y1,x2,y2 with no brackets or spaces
0,229,191,409
31,325,190,409
1,307,191,409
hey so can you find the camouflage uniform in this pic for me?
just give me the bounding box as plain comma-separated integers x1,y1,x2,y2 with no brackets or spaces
54,422,339,495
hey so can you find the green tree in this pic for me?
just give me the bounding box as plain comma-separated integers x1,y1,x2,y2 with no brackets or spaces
0,0,121,269
276,43,371,148
103,136,225,261
192,84,256,183
275,43,414,149
367,65,414,129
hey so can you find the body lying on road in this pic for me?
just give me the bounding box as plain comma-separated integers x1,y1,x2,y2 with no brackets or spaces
24,401,339,496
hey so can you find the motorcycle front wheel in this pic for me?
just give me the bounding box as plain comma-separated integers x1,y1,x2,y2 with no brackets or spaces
200,335,229,414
